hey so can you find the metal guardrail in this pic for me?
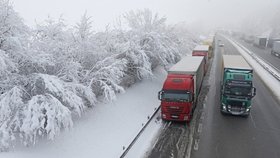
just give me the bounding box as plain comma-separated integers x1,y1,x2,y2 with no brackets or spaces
229,37,280,81
119,106,161,158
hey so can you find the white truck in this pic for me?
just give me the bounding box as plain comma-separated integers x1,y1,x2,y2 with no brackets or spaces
253,36,267,48
271,41,280,57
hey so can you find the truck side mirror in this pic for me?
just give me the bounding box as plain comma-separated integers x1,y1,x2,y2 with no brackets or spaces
220,82,223,92
158,90,163,100
252,87,256,97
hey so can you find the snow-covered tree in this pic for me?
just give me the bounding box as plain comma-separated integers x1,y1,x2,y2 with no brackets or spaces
75,11,93,41
122,9,183,69
28,74,96,115
0,87,25,151
21,94,73,145
123,9,166,32
85,56,127,102
0,0,29,51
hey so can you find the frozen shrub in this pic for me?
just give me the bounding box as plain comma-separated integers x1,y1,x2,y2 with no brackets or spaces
21,94,73,145
0,87,25,151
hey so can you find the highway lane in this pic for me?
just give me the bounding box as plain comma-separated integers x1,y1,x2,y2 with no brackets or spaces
191,35,280,158
234,38,280,71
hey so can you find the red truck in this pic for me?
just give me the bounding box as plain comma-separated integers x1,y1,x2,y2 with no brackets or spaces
158,56,205,122
192,45,209,74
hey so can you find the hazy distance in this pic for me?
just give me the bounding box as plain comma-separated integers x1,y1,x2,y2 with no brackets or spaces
11,0,280,32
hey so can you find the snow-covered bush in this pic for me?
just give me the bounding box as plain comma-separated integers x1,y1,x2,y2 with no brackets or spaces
0,50,18,79
29,74,96,116
85,56,127,102
21,94,73,145
116,40,153,80
0,87,25,151
121,9,186,70
0,74,96,150
0,0,29,51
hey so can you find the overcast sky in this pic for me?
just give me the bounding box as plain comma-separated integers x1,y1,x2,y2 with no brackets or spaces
11,0,280,30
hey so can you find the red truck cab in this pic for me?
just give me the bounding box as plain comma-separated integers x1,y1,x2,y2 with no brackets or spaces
158,56,204,122
158,74,194,121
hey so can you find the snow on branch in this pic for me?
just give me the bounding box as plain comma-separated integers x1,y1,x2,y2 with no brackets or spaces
30,74,96,116
20,94,73,146
117,41,153,80
86,56,127,102
0,50,18,79
0,86,24,151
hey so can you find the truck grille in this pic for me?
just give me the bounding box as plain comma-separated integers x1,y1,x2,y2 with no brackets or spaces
228,100,245,112
166,106,184,114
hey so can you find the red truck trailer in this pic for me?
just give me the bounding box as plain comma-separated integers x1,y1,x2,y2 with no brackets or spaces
158,56,205,122
192,45,209,74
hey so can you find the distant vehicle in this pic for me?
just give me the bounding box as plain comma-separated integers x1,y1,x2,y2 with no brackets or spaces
244,35,254,44
158,56,205,122
271,41,280,57
220,55,256,117
202,38,214,58
253,36,267,48
267,38,280,48
192,45,209,74
219,43,224,47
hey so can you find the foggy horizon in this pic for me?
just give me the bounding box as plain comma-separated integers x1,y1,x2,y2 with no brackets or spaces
11,0,280,33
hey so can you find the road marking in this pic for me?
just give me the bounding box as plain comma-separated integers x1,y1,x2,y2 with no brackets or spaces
198,123,203,133
194,139,200,151
200,111,205,120
250,114,257,129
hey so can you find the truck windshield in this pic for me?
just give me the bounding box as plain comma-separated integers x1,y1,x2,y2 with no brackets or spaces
162,90,191,102
224,85,252,97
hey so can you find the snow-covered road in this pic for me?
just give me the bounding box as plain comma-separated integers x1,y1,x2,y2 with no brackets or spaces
2,68,167,158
